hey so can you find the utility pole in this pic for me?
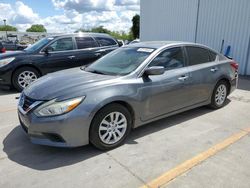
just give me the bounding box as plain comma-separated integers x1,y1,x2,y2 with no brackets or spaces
3,19,8,40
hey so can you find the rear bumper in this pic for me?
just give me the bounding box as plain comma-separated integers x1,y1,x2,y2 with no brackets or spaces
229,76,238,94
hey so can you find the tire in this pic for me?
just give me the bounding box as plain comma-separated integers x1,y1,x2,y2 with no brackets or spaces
12,67,40,92
209,80,229,109
90,103,132,150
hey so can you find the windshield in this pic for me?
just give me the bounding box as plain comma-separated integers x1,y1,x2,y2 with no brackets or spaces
24,37,54,52
85,47,155,76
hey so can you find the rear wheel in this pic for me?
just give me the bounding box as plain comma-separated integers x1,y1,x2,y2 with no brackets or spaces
12,67,40,91
209,80,229,109
90,104,132,150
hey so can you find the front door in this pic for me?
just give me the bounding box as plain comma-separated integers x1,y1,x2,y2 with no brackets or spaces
140,47,192,121
38,37,76,74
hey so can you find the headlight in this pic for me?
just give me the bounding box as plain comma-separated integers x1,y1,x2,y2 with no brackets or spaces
34,97,84,117
0,57,15,68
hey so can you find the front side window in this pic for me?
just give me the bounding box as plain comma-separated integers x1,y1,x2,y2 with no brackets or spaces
149,47,185,70
48,37,74,52
95,37,117,46
186,46,210,65
25,37,54,52
75,37,99,49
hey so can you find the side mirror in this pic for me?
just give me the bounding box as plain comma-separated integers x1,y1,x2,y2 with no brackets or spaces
144,66,165,76
117,40,124,47
44,46,53,54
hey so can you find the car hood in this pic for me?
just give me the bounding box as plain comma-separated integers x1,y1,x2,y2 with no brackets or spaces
0,50,26,59
24,67,119,101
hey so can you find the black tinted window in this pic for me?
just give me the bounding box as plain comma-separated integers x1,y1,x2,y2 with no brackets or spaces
75,37,99,49
149,47,185,70
186,47,210,65
48,37,73,52
209,51,217,61
95,37,117,46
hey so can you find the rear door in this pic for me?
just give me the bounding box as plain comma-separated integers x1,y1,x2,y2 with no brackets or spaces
140,47,192,121
184,46,219,104
94,36,119,55
73,36,103,67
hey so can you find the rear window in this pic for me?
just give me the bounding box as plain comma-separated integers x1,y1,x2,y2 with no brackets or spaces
75,37,99,49
95,37,117,46
186,46,211,65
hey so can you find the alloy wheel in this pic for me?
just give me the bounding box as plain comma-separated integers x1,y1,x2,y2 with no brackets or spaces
98,112,127,145
215,84,227,106
18,71,37,88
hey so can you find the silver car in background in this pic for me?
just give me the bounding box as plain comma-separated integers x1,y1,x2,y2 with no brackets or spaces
18,41,238,150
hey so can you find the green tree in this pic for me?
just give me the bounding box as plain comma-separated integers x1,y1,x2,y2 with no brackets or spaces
131,14,140,39
75,26,133,41
26,24,47,32
0,25,17,31
91,26,110,34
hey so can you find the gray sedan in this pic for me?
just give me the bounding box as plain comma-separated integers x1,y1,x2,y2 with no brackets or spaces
18,41,238,150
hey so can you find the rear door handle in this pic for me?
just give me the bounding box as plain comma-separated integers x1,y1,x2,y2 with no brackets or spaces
95,53,102,57
178,75,189,81
210,67,218,72
68,55,75,59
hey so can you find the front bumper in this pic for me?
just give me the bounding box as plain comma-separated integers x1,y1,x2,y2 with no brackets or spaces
0,65,13,86
18,104,92,147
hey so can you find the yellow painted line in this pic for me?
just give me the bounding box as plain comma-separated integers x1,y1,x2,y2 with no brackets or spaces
0,107,16,113
141,128,250,188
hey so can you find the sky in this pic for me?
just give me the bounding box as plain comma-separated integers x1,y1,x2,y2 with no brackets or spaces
0,0,140,33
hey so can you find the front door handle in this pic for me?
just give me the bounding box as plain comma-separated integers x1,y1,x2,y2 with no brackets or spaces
178,75,189,81
68,55,75,59
210,67,218,72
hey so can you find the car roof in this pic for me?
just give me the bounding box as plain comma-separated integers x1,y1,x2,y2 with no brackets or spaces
48,32,114,39
127,41,207,49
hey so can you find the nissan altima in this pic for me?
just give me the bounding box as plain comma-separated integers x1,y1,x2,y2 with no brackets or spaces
18,41,238,150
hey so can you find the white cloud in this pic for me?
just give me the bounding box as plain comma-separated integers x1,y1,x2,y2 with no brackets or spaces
0,0,140,33
12,1,39,24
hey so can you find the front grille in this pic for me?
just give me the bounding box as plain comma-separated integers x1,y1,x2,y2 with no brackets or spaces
23,95,37,111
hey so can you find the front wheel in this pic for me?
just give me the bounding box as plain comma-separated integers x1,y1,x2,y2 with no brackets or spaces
12,67,40,91
209,80,228,109
90,104,132,150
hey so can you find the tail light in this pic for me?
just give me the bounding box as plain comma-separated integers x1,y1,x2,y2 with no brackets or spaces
230,61,238,71
1,47,6,53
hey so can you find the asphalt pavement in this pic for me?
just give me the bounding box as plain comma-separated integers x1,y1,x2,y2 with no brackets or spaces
0,77,250,188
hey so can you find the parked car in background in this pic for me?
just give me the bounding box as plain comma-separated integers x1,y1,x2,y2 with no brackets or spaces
18,41,238,150
2,40,27,51
0,42,6,53
0,33,120,91
129,39,140,44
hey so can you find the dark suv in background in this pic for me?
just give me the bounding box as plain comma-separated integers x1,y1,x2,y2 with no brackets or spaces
0,33,120,91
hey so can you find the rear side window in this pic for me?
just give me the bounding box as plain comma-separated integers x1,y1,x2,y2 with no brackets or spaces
209,51,218,61
95,37,117,46
149,47,185,70
75,37,99,49
186,46,211,65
